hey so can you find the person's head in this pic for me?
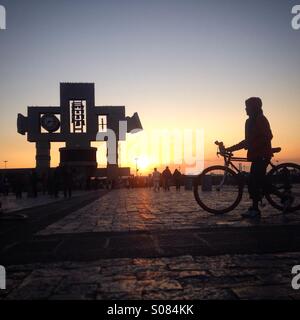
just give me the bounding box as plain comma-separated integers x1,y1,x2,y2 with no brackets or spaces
245,97,263,117
166,166,169,169
154,168,157,172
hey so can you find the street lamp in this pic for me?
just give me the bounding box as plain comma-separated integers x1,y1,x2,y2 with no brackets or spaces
3,160,8,169
134,157,139,176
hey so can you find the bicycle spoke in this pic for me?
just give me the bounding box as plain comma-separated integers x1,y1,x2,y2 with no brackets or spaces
194,166,243,214
266,163,300,212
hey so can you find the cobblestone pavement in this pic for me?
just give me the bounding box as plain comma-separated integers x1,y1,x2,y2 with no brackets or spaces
39,188,300,235
2,188,300,300
1,252,299,300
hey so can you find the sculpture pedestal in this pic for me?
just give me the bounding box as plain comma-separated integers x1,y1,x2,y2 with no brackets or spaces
59,147,97,167
59,147,97,186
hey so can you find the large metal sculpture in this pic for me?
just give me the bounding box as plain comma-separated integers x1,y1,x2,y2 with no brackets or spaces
17,83,142,178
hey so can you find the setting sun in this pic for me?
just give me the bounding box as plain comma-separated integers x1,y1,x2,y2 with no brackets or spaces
137,156,150,172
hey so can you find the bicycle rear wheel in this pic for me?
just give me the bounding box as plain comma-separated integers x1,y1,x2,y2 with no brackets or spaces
193,165,244,214
265,163,300,212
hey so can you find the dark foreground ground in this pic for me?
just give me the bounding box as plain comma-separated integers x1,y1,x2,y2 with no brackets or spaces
1,189,300,300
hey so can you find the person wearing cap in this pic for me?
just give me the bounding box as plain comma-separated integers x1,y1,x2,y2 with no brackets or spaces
225,97,273,218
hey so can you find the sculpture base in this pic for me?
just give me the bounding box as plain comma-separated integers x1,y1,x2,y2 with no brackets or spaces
59,147,97,166
59,147,98,181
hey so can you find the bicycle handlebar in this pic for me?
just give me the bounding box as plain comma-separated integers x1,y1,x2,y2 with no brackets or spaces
215,141,233,157
215,141,225,152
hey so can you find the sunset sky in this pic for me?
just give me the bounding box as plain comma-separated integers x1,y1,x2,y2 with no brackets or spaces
0,0,299,174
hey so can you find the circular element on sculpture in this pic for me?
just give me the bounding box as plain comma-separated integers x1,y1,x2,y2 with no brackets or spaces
40,113,60,133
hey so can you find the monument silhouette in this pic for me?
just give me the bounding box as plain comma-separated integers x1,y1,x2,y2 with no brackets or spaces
17,83,143,180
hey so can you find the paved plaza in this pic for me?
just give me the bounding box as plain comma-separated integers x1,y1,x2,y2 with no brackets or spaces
1,188,300,300
1,253,300,300
39,188,300,234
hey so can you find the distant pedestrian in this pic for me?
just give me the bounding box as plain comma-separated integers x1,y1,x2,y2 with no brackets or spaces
14,174,24,199
162,166,172,191
62,167,73,198
173,168,182,191
41,172,48,195
147,174,152,188
30,169,38,198
3,177,9,196
53,166,61,198
152,168,161,192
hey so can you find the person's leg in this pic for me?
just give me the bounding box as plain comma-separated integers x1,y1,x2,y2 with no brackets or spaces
248,158,268,210
248,161,258,210
264,166,289,200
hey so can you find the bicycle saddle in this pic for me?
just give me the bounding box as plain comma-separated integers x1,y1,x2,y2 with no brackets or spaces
272,147,281,153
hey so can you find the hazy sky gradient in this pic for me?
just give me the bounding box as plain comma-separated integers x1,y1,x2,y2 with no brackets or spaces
0,0,299,171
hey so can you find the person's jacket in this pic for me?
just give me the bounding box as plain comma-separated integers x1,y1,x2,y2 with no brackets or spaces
152,171,160,181
162,169,172,179
229,113,273,161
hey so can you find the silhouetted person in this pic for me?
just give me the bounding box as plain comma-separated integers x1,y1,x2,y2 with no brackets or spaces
162,166,172,191
62,167,73,198
30,170,38,198
173,169,182,191
46,169,53,195
14,174,23,199
41,172,48,195
86,176,91,190
95,178,100,190
3,177,9,196
148,174,152,188
152,168,160,192
53,166,61,198
226,97,274,218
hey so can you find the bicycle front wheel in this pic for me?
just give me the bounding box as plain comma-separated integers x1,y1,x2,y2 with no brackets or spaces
265,163,300,212
193,166,244,214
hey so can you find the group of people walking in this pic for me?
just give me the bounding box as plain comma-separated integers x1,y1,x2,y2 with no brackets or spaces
152,167,182,192
0,167,75,200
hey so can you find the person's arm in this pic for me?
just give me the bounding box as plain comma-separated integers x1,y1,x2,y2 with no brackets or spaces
226,140,247,152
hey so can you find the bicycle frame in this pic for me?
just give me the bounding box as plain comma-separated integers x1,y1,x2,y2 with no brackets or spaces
218,150,277,174
216,146,277,192
193,142,299,214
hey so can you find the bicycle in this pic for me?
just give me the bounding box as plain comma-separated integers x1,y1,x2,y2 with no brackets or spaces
193,141,300,214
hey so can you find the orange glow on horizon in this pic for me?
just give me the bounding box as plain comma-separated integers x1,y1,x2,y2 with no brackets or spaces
2,100,300,173
2,126,300,173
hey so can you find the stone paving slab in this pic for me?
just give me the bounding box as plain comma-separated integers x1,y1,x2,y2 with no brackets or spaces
0,191,94,214
1,252,299,300
3,224,300,266
1,188,300,300
0,190,108,253
38,188,300,236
